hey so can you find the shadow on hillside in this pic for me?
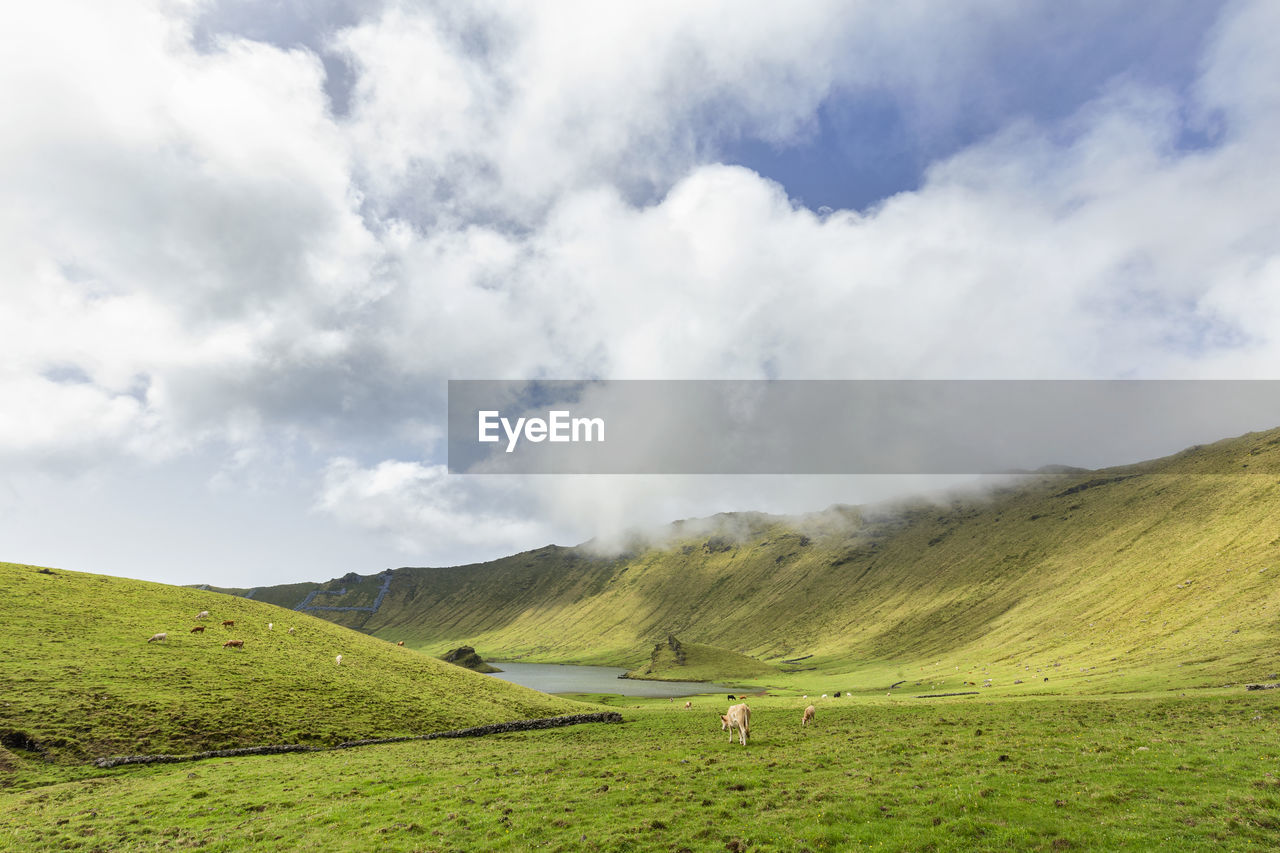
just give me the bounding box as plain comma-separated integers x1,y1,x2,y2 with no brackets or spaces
858,593,1025,659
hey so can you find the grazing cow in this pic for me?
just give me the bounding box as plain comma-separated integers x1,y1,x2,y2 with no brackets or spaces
802,705,816,727
727,694,736,701
720,703,750,746
335,654,343,666
288,627,296,634
147,632,167,643
196,611,209,619
190,625,205,633
222,620,234,628
684,701,692,709
397,641,404,646
223,639,244,649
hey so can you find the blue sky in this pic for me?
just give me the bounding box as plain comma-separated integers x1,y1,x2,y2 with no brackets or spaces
1,1,1277,587
728,3,1224,212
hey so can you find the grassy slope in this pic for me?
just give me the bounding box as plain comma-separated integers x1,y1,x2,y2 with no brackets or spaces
0,563,585,766
625,639,778,681
238,428,1280,689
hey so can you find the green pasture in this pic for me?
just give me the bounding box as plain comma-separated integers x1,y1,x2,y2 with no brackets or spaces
0,561,584,765
4,692,1279,851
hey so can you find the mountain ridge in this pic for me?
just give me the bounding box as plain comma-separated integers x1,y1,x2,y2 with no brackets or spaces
210,427,1280,689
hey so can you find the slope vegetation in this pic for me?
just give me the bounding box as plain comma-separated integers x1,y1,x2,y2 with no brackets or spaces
0,563,584,765
236,428,1280,689
624,635,778,681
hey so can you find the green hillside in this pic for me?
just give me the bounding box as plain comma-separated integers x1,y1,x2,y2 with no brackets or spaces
0,563,584,766
624,634,778,681
231,427,1280,691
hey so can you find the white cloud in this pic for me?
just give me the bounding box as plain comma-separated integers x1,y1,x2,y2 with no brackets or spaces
317,458,556,559
334,1,863,222
308,0,1280,561
0,0,382,466
2,1,1279,580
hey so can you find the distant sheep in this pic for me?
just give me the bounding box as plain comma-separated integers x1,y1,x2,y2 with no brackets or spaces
190,625,205,634
196,611,209,619
222,639,244,649
335,654,343,666
268,623,273,630
802,705,816,727
147,632,167,643
288,627,295,634
721,703,750,746
221,620,235,628
397,641,404,646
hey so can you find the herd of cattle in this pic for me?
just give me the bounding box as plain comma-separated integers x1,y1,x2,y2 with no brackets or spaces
712,699,821,746
145,610,300,650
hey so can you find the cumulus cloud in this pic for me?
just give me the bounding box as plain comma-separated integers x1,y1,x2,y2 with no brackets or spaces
2,0,1278,581
333,0,862,223
317,458,558,558
0,1,393,465
318,1,1280,562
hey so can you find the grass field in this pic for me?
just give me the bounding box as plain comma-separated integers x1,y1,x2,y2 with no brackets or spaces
6,429,1280,849
3,691,1279,851
0,562,585,765
3,559,1280,852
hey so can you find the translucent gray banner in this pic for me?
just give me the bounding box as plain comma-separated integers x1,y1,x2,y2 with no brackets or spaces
447,380,1280,474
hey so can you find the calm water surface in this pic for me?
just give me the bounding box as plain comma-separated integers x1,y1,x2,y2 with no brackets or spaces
486,661,731,697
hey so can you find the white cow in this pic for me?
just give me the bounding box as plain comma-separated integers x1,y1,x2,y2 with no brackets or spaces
720,703,750,746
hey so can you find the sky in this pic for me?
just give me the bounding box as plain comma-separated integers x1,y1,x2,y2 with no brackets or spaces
2,0,1279,588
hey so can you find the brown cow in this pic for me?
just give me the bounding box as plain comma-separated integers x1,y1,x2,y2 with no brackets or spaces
223,639,244,649
221,620,234,627
190,625,205,633
397,641,405,646
802,705,816,727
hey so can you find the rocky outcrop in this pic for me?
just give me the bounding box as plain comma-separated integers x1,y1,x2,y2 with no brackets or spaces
441,645,501,673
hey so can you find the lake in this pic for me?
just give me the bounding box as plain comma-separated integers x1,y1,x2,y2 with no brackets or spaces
485,661,732,697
